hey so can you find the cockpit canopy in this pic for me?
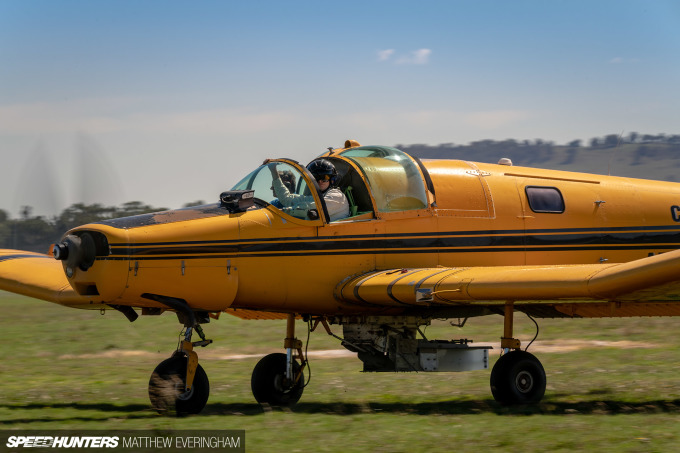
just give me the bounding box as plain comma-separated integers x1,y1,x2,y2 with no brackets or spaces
335,146,428,212
231,145,429,222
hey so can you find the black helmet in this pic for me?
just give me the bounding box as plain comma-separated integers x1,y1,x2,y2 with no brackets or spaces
307,159,337,181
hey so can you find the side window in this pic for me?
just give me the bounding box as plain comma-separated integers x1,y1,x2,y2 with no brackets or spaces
525,186,565,213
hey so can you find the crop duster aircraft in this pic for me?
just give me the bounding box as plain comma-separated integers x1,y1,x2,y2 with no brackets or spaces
2,139,680,414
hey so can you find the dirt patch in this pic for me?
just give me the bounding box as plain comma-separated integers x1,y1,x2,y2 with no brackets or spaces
525,339,660,353
59,350,161,360
58,348,356,361
58,340,660,361
461,339,660,354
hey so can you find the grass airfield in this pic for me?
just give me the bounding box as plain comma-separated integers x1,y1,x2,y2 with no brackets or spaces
2,291,680,452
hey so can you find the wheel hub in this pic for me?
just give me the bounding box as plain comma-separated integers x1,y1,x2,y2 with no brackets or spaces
177,384,195,400
273,374,294,394
515,370,534,393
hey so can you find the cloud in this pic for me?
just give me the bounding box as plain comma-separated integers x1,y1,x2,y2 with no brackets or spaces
396,48,432,65
0,102,120,134
0,100,298,136
377,49,395,61
377,48,432,65
128,109,297,135
0,99,531,153
334,109,532,137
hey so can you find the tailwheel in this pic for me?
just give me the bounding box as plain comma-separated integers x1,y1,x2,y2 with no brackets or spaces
149,353,210,415
490,350,546,405
251,353,305,406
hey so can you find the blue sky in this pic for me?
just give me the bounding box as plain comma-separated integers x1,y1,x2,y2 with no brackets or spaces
1,0,679,216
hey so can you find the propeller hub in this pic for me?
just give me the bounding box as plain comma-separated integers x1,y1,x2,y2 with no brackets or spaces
52,243,69,260
52,233,98,276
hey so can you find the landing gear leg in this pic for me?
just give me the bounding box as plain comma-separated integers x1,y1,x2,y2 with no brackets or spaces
490,302,546,404
251,313,306,406
149,317,213,415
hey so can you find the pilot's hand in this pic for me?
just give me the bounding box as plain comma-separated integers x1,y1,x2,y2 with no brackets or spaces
266,162,280,178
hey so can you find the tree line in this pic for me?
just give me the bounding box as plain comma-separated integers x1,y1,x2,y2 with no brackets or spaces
400,132,680,167
0,201,205,253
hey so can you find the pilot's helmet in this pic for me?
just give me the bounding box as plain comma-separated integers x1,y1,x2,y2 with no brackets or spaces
307,159,337,184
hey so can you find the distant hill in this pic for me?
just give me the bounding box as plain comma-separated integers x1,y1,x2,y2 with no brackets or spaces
400,137,680,183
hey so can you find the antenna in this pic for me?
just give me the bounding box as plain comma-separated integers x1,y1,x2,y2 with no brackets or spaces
608,131,625,176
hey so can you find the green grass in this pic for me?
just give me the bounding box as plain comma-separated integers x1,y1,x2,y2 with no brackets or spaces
2,291,680,452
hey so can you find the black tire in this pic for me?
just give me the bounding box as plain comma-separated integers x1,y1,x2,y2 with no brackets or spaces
490,350,546,405
251,353,304,406
149,354,210,415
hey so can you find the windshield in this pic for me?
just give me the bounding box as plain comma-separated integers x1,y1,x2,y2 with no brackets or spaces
231,162,319,220
339,146,428,212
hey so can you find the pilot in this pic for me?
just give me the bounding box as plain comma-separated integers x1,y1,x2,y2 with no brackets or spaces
307,159,350,221
268,159,350,221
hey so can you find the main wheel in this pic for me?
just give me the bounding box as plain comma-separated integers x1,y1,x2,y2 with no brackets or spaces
490,350,546,405
251,353,304,406
149,354,210,415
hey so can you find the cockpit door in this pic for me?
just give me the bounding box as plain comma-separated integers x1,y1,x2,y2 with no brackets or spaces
231,159,328,224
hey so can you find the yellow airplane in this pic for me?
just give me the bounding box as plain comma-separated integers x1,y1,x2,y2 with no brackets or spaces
3,139,680,415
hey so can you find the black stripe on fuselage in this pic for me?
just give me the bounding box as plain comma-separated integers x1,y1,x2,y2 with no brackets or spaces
110,232,678,256
98,245,679,261
103,225,680,260
109,224,680,248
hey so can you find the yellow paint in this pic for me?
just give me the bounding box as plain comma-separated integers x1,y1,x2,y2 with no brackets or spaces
3,142,680,320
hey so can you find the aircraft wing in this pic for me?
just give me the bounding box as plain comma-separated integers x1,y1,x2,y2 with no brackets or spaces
336,248,680,318
0,249,83,306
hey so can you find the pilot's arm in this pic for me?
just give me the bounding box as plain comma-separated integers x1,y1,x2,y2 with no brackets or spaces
268,164,293,205
269,164,313,209
271,178,298,207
